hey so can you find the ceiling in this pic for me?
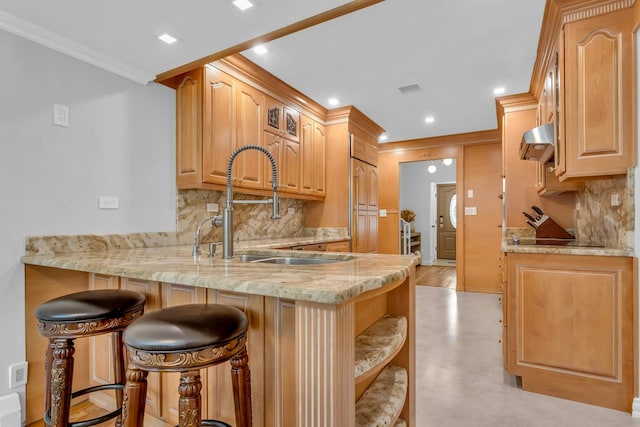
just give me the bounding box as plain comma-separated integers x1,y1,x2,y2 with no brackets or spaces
0,0,547,143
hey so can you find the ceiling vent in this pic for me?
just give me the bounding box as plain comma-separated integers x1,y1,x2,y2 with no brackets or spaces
398,84,421,94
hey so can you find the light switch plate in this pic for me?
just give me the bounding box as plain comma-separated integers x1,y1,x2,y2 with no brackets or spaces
379,209,387,217
464,207,477,215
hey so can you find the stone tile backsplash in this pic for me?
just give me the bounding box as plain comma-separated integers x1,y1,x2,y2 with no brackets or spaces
177,189,307,244
575,171,633,249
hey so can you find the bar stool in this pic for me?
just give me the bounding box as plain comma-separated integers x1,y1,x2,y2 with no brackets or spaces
121,304,252,427
35,289,146,427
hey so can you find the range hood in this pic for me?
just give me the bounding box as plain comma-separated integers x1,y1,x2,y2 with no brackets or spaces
519,123,555,163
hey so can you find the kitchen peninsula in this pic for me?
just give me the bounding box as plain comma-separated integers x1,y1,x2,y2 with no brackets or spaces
22,233,417,426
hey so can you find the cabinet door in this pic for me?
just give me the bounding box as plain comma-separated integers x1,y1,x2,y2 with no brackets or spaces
561,9,634,179
119,278,162,419
352,159,368,212
235,81,264,189
300,115,326,196
282,139,300,193
88,274,119,407
159,284,207,425
313,122,326,195
176,68,203,188
366,164,378,211
506,253,634,411
202,67,236,186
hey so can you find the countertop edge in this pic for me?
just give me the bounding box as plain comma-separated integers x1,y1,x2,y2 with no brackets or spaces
21,247,420,305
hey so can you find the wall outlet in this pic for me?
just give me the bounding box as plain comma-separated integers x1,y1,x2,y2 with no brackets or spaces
9,362,28,389
98,196,119,209
53,104,69,127
207,203,219,212
287,207,295,214
610,193,620,207
379,209,387,217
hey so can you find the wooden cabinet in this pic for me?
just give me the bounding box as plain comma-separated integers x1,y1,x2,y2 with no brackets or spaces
178,66,265,189
263,95,300,143
263,130,300,194
300,114,326,196
533,53,584,195
504,253,635,412
351,133,378,166
556,8,635,180
325,240,351,252
174,64,325,200
352,158,378,253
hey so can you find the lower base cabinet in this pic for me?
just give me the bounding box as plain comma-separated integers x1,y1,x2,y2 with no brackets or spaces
504,253,635,412
26,265,416,426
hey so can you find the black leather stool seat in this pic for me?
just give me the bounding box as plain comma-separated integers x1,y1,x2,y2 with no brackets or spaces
36,289,146,337
124,304,248,353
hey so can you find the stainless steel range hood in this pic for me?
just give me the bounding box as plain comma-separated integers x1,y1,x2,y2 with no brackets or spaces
519,123,555,162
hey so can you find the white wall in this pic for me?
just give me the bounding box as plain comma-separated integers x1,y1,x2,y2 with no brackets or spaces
0,30,176,421
399,159,457,264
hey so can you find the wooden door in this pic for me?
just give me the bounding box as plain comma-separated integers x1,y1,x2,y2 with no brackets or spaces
235,81,264,189
561,9,634,179
202,67,235,185
436,184,456,260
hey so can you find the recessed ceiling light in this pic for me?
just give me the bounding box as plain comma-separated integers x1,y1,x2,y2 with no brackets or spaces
328,98,339,106
428,165,437,174
378,134,388,142
158,33,177,45
493,87,506,95
425,116,435,124
233,0,254,11
442,158,453,166
253,45,268,55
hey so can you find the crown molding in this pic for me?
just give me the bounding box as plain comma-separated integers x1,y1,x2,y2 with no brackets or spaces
0,9,154,84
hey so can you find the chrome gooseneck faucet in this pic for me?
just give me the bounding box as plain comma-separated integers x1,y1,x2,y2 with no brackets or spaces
223,145,280,258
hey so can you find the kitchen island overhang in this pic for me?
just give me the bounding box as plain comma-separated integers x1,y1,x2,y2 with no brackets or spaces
23,245,418,426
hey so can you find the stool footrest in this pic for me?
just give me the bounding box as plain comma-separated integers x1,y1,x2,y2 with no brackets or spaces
44,383,125,427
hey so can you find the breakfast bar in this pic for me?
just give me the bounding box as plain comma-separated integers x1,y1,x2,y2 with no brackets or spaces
22,236,418,426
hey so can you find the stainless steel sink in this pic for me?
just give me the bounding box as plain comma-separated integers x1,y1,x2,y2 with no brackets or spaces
237,254,346,265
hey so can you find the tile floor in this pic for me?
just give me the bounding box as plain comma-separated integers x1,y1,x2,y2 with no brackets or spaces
415,286,640,427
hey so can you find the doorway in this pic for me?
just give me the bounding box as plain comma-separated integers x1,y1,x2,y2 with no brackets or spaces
399,159,457,266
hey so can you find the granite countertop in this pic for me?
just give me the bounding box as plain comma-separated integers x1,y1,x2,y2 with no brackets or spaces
21,244,420,305
501,239,634,257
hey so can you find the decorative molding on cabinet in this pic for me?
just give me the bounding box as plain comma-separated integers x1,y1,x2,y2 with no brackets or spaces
296,301,355,426
562,0,634,23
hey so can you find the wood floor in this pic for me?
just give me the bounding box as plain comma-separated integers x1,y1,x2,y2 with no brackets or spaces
28,400,112,427
415,265,456,290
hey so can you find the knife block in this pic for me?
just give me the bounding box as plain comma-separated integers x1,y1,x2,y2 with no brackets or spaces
536,217,574,245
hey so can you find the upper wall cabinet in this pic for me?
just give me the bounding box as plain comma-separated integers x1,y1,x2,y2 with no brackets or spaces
299,114,326,197
556,8,635,181
173,63,326,200
176,66,265,189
